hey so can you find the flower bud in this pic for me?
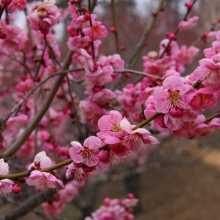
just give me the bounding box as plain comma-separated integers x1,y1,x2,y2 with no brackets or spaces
12,183,21,194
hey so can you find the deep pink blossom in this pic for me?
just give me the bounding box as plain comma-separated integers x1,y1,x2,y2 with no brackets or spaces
28,151,52,170
83,21,108,41
43,201,65,216
187,88,217,109
7,0,26,13
120,118,159,151
26,170,64,190
27,0,60,34
0,159,14,196
85,195,138,220
97,110,125,141
178,16,199,30
58,181,78,203
153,76,192,113
69,136,101,167
66,163,85,180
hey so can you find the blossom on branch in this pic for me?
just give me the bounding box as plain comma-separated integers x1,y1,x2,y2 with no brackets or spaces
0,159,14,196
27,0,60,35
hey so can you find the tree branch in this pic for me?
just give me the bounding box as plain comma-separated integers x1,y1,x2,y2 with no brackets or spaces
0,190,55,220
1,51,73,159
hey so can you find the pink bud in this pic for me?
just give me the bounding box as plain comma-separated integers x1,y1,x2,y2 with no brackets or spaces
125,214,134,220
59,147,69,157
125,72,131,79
127,193,134,199
104,197,111,206
98,150,109,163
18,178,25,183
120,45,125,51
185,2,193,10
82,165,95,172
133,113,142,122
2,0,11,5
0,31,6,39
12,183,21,194
73,162,82,168
166,32,176,41
110,26,116,32
41,131,51,141
151,12,158,16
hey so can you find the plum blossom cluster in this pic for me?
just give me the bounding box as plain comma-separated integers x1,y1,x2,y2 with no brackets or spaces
144,31,220,138
43,180,82,216
26,151,64,190
66,110,159,180
117,40,200,121
66,2,124,126
85,194,138,220
27,0,60,35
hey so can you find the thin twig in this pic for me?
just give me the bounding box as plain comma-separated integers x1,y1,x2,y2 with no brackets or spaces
114,69,162,80
1,68,83,128
0,190,55,220
127,0,165,69
111,0,120,54
1,51,74,158
206,112,220,123
159,0,198,58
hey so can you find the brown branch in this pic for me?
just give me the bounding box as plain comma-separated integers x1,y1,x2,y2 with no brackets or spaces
206,112,220,123
1,51,74,159
111,0,120,54
127,0,165,69
114,69,162,80
0,189,55,220
159,0,198,59
1,68,83,130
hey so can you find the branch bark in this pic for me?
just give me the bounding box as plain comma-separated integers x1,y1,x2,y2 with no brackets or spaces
1,51,73,159
0,190,55,220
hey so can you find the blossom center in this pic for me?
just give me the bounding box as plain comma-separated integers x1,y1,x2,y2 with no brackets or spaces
111,124,121,132
169,89,180,108
81,147,92,159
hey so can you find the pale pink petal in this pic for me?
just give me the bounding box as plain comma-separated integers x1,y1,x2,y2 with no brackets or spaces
0,159,9,175
69,145,83,163
104,136,121,144
120,118,132,134
84,136,101,150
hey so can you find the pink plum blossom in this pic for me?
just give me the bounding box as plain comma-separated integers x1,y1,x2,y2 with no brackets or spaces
71,49,94,70
187,88,217,109
97,110,125,141
89,89,116,106
85,195,138,220
69,136,101,167
58,181,78,203
67,36,91,51
83,21,108,41
7,0,26,14
178,16,199,30
43,200,65,216
27,0,60,35
26,170,64,190
66,163,85,180
0,159,14,196
194,118,220,136
79,100,106,126
120,118,159,151
153,76,192,113
192,57,220,91
28,151,52,170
